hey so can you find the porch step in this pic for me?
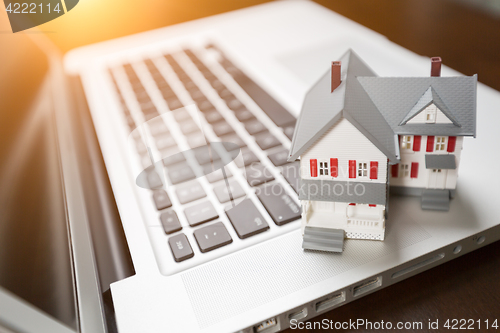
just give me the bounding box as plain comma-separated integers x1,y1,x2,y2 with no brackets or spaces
302,226,345,253
421,189,450,211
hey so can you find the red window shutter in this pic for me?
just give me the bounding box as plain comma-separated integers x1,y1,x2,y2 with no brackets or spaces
369,204,376,207
391,164,399,178
330,158,338,177
447,136,457,152
398,135,401,147
411,162,419,178
349,160,356,178
413,135,421,151
370,161,378,179
310,159,318,177
426,136,434,152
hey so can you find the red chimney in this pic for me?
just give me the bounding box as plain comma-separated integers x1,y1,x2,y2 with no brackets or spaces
431,57,442,77
331,61,341,92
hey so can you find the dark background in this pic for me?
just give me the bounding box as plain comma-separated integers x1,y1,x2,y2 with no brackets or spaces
1,0,499,331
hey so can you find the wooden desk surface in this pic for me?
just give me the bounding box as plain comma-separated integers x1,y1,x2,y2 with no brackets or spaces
40,0,500,331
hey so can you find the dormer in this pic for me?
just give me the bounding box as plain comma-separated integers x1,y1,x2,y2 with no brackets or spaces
399,86,461,127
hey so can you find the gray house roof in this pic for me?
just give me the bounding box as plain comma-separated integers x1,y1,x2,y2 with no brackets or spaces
288,50,399,163
358,75,477,136
399,86,460,126
288,49,477,164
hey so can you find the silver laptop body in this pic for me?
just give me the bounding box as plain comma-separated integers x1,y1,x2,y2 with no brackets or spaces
62,2,500,332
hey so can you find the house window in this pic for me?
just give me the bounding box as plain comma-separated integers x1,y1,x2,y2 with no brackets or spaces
400,164,410,177
319,161,329,176
432,169,442,173
358,162,368,178
401,135,413,150
426,105,437,123
435,136,447,151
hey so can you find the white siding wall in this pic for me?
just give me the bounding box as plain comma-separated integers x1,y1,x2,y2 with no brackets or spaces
300,117,388,184
390,135,463,190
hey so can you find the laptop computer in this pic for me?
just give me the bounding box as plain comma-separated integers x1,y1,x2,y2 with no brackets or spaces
2,1,499,332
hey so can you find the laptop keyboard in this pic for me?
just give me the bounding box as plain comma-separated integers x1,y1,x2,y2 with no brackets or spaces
107,44,301,273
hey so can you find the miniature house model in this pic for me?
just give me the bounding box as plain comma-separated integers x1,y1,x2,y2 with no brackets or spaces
288,49,477,252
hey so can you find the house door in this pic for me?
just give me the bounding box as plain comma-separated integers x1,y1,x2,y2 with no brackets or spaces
428,169,447,189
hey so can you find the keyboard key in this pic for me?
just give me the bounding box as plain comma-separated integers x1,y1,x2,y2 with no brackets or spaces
135,140,147,154
194,146,221,165
234,148,259,168
162,149,186,166
201,160,225,175
257,184,301,225
187,133,207,148
173,109,191,122
220,133,246,149
213,180,246,203
197,99,214,112
268,149,290,166
218,88,233,99
233,108,255,122
225,199,269,239
205,167,232,183
245,163,274,186
282,162,300,193
168,233,194,262
184,80,198,91
148,120,169,136
244,119,266,135
193,222,233,253
152,190,172,210
160,210,182,234
175,180,206,204
204,109,224,124
210,79,224,90
140,153,153,168
184,201,219,226
190,89,205,101
255,132,281,150
155,134,176,150
168,162,196,184
212,121,234,137
167,99,183,110
179,119,199,135
146,169,163,189
139,100,155,111
226,98,244,110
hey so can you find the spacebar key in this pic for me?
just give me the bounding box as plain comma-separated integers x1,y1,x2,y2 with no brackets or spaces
225,199,269,239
